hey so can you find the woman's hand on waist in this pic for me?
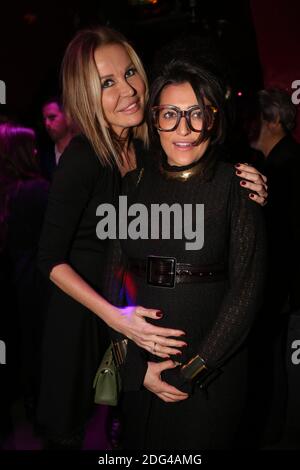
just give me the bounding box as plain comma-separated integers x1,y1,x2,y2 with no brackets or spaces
109,305,187,358
144,360,189,403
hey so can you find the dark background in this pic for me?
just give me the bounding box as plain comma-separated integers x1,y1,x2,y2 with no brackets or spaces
0,0,263,130
1,0,300,451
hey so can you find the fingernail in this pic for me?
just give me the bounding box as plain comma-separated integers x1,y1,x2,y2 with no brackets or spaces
179,332,186,336
241,181,246,186
249,193,255,198
156,311,163,318
173,360,182,366
182,343,188,347
235,163,241,168
236,170,242,175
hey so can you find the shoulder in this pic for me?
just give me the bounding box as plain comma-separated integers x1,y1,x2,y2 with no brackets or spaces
286,139,300,165
53,135,107,190
215,160,235,177
59,134,104,174
271,136,300,165
12,178,49,198
24,177,49,191
9,178,49,212
213,159,236,187
213,159,256,208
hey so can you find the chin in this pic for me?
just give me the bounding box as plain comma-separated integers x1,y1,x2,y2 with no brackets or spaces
169,154,198,167
121,113,144,129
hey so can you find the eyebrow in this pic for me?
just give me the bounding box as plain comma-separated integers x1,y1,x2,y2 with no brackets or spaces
100,63,135,80
157,105,201,110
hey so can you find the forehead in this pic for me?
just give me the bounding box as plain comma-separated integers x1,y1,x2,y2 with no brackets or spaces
159,83,198,107
94,43,132,75
43,103,61,116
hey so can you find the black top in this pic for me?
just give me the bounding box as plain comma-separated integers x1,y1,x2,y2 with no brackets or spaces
39,145,57,182
6,178,49,260
38,134,120,289
263,135,300,310
0,177,49,413
112,145,266,450
37,135,120,438
117,145,266,391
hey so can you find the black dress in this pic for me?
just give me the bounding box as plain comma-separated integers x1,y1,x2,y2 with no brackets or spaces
244,135,300,445
6,178,50,411
263,135,300,312
37,135,120,439
0,177,49,438
118,147,266,450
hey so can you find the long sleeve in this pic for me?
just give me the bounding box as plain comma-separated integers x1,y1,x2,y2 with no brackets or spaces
162,174,267,391
38,136,100,277
196,175,266,368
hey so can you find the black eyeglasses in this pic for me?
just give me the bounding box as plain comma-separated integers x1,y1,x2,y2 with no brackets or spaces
152,104,218,132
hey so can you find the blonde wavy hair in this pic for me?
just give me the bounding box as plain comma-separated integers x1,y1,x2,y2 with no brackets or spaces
62,27,149,169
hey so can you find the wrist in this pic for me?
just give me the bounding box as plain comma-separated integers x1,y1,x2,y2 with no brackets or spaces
98,302,121,330
143,362,152,387
180,354,207,381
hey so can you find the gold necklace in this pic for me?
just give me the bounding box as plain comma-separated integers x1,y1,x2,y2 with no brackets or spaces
159,160,204,182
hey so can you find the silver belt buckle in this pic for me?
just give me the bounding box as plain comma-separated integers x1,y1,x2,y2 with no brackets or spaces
147,255,177,288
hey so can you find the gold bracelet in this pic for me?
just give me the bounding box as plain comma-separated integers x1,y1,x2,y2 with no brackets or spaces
181,354,207,380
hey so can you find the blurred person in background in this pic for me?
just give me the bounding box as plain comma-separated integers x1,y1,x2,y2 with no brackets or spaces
0,123,49,434
244,89,300,447
41,97,74,180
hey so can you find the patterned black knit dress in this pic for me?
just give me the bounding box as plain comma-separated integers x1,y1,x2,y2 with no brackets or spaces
118,146,266,450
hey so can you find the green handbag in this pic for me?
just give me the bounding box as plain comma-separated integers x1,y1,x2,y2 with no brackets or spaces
93,340,127,406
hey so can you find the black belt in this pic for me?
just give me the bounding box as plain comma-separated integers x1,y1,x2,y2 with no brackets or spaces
127,255,227,288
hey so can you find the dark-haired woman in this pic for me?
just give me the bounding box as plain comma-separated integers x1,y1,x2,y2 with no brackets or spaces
0,123,49,427
116,60,266,450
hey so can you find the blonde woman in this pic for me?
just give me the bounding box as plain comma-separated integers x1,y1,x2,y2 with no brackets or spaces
37,27,267,449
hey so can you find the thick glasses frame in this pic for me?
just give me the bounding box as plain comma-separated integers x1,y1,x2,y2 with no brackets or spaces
152,104,218,132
